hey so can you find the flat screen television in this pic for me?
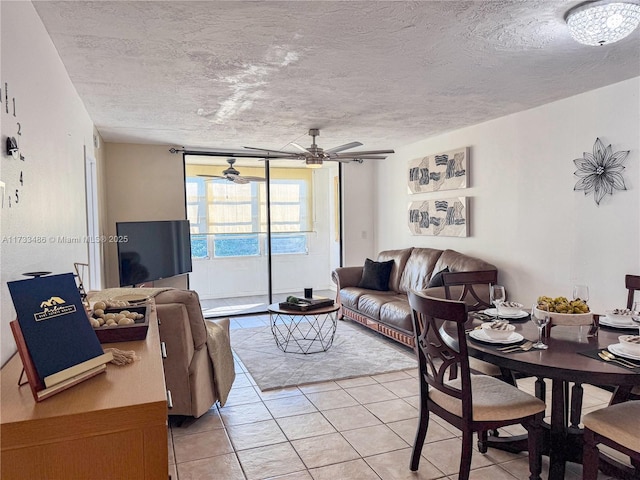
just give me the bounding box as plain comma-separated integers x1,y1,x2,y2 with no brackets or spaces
116,220,192,286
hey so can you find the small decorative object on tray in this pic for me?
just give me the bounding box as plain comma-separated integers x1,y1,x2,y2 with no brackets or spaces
89,299,150,343
279,295,335,311
535,295,592,326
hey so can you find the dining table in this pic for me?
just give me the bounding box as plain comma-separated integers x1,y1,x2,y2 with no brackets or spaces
453,312,640,480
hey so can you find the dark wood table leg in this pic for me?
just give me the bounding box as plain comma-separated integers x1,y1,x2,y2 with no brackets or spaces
570,383,583,429
549,379,568,480
534,376,546,401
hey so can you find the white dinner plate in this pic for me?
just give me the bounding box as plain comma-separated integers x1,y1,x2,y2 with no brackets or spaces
469,329,524,345
608,343,640,361
483,308,529,319
599,316,638,329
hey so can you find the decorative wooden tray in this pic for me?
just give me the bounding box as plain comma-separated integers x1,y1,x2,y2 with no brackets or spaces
278,298,335,312
93,304,149,343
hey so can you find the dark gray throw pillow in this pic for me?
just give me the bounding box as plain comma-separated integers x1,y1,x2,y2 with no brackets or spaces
358,258,394,291
427,267,450,288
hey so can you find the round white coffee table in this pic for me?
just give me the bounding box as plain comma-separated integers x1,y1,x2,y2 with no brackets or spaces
267,303,339,354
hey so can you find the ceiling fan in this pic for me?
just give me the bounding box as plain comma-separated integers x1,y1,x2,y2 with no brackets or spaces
244,129,395,166
171,128,395,166
197,158,266,184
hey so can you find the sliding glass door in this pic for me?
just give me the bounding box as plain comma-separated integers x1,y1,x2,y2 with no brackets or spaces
184,156,340,317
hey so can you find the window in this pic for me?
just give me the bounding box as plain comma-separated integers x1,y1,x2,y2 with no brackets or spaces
185,164,312,258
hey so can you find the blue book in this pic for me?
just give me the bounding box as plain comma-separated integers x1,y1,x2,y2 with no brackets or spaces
8,273,108,386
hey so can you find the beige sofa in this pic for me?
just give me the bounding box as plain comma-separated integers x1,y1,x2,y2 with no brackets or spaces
332,248,497,347
89,288,234,418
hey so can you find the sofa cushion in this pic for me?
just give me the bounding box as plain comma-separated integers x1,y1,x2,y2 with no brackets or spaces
377,248,414,292
379,300,413,334
357,292,398,319
428,267,450,288
340,287,369,309
398,248,444,293
358,258,394,291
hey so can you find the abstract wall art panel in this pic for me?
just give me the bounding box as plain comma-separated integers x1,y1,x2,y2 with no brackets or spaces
408,147,469,193
408,197,469,237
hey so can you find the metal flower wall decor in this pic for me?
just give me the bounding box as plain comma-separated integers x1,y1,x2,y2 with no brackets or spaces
573,138,629,205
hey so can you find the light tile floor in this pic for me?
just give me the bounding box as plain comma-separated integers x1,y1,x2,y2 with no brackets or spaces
168,315,628,480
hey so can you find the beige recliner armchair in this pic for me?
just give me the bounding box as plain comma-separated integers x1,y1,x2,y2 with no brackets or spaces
88,287,234,419
155,289,234,418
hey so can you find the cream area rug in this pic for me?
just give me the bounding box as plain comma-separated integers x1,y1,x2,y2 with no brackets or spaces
230,321,417,391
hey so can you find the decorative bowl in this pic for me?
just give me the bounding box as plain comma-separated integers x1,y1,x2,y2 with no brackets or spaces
499,301,524,315
481,321,516,340
618,335,640,356
605,308,635,324
533,307,592,326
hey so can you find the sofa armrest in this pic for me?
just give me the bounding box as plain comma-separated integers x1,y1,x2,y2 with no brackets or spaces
442,270,497,311
332,266,364,290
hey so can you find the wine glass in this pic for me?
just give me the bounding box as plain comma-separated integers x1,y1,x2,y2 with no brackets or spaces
632,301,640,336
490,285,506,320
573,285,589,302
573,285,589,338
531,304,550,349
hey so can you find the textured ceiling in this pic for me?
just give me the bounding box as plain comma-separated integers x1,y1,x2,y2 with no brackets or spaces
32,1,640,153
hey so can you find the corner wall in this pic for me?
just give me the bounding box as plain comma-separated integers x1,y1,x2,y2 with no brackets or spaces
374,77,640,313
1,2,96,366
103,143,187,289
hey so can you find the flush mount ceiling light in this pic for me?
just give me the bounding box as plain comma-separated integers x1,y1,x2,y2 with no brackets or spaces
566,1,640,46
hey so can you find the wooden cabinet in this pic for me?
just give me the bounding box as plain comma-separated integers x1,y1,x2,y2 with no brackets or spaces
0,303,168,479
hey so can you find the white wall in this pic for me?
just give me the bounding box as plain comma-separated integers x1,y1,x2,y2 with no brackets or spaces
103,143,188,289
342,160,377,266
1,2,97,366
374,77,640,314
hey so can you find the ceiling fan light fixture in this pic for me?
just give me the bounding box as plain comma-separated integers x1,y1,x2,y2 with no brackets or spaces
566,1,640,46
306,158,323,169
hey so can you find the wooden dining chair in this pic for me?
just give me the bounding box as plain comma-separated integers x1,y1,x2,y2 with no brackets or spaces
441,270,497,311
441,270,515,385
626,274,640,309
582,400,640,480
614,274,640,403
408,291,546,480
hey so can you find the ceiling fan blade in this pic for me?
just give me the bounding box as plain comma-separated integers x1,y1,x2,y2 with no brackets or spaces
331,155,388,160
197,174,226,179
243,146,300,156
332,149,395,157
289,143,311,154
182,149,297,159
240,176,266,182
325,141,363,154
226,174,250,185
